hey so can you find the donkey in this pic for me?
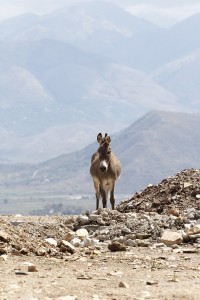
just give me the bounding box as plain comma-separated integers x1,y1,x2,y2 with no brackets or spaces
90,133,121,210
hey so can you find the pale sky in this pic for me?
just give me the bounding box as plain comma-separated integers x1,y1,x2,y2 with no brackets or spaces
0,0,200,27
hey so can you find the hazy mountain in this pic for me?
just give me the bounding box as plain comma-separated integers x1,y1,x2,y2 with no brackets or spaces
0,2,158,42
0,3,199,163
0,38,182,162
151,49,200,109
0,2,159,67
1,111,200,195
124,13,200,72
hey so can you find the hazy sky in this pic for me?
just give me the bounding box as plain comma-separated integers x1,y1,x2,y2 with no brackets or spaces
0,0,200,26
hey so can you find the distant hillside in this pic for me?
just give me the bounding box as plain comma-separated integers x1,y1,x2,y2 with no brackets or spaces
1,111,200,195
0,2,158,43
124,13,200,72
0,38,181,163
151,50,200,109
0,2,199,163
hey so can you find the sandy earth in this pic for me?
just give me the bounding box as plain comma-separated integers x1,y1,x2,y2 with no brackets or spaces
0,247,199,300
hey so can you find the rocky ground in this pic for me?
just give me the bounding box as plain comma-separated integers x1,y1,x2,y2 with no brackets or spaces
0,169,200,300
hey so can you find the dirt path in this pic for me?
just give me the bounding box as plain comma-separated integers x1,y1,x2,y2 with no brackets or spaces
0,247,199,300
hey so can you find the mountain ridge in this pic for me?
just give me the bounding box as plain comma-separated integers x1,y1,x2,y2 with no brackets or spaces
0,2,199,163
0,111,200,196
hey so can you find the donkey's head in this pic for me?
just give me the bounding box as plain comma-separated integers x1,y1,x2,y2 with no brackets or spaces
97,133,112,173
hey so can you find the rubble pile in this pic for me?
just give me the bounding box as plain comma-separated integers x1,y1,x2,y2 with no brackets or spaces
0,169,200,258
117,169,200,214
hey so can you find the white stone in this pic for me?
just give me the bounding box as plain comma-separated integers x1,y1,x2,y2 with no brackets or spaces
91,239,99,246
76,228,89,240
160,230,183,246
82,237,92,247
77,215,89,225
45,238,57,247
71,238,81,247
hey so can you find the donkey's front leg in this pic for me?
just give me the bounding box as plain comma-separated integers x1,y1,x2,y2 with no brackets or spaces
110,183,115,210
101,189,108,208
94,182,100,210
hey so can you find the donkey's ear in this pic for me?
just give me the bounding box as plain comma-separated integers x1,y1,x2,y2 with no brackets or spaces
105,135,111,145
97,133,103,144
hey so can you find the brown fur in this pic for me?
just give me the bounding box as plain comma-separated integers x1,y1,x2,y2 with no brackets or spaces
90,133,121,210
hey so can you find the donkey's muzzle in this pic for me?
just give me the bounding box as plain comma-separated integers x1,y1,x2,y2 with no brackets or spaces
99,161,108,173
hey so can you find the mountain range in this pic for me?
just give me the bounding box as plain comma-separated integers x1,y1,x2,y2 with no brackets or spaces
1,111,200,196
0,1,200,163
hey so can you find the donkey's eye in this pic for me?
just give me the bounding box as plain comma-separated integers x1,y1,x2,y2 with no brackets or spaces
107,151,111,155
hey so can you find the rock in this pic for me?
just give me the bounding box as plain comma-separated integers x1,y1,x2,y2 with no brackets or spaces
108,241,126,252
124,234,136,241
15,271,28,276
21,262,38,272
64,231,76,242
137,239,151,247
0,254,7,261
153,243,167,248
76,228,89,241
0,231,9,242
82,237,92,247
59,240,76,254
81,225,99,232
10,219,26,226
45,238,57,247
160,230,183,246
136,233,151,239
118,281,129,288
71,238,81,247
187,224,200,235
77,273,92,280
20,248,29,255
28,264,38,272
89,214,99,222
168,208,180,217
124,239,137,247
188,233,200,240
97,218,106,225
0,246,8,255
36,247,47,256
77,215,90,225
182,248,197,253
183,182,193,188
186,208,197,220
146,280,158,285
121,227,131,234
